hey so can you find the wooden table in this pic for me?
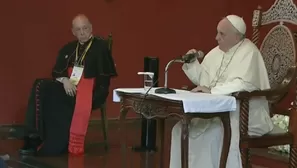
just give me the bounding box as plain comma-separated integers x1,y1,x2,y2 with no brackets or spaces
116,91,232,168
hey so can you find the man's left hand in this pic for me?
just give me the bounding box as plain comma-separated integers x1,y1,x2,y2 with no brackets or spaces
191,86,211,93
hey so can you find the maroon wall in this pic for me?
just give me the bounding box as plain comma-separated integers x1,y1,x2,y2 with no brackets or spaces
0,0,283,124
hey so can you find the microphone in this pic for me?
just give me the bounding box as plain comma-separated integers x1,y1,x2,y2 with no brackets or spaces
154,50,204,94
181,50,204,63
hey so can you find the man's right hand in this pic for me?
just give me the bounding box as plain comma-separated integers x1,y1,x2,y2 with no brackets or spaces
62,78,76,96
186,49,197,55
183,49,198,63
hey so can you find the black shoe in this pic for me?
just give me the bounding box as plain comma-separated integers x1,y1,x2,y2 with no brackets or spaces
19,135,41,155
19,136,36,155
19,147,36,155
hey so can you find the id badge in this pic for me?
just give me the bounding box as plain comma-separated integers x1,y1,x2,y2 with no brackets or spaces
70,66,84,85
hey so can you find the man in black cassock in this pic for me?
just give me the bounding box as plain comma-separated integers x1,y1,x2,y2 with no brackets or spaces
19,14,117,156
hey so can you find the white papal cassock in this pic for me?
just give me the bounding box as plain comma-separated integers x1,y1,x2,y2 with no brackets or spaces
169,39,274,168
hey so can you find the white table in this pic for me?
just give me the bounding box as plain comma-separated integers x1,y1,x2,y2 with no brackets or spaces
114,87,236,168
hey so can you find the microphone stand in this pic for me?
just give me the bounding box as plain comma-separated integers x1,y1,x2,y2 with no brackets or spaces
155,59,184,94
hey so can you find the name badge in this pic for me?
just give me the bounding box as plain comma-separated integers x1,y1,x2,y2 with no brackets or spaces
70,66,84,85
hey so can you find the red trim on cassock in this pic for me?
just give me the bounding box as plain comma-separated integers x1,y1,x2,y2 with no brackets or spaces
35,81,42,129
67,67,94,155
37,143,44,151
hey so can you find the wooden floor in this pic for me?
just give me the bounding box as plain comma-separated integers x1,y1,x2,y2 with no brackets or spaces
0,118,290,168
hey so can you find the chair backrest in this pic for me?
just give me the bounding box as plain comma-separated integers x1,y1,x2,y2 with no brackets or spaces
251,0,297,105
96,33,113,108
97,33,113,55
107,33,113,55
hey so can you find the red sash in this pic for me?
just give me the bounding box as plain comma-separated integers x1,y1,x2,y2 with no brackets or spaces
67,67,94,155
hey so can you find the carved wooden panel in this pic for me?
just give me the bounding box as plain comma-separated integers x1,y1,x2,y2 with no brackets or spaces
261,0,297,26
259,25,296,89
249,0,297,159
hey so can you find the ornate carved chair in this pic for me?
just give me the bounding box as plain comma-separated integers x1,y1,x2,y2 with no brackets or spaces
234,0,297,167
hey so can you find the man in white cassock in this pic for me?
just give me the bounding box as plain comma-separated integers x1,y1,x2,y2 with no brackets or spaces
169,15,274,168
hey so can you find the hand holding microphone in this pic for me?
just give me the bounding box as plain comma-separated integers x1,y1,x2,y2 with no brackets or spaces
182,49,204,63
154,49,204,94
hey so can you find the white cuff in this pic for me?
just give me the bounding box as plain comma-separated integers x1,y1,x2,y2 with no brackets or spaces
56,77,66,83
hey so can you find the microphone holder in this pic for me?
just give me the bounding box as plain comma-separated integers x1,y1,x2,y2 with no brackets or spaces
155,59,184,94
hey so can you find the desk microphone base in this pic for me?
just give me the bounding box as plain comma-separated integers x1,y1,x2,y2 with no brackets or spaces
155,87,176,94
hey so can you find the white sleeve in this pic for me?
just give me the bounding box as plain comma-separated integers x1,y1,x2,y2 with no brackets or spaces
211,78,258,95
182,59,203,86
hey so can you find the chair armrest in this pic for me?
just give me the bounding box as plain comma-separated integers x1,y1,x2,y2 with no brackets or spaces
232,89,273,99
233,66,295,100
232,86,289,101
234,86,292,136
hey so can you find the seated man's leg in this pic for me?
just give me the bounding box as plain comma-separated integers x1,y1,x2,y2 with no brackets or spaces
20,79,75,156
20,79,49,155
21,76,109,156
169,118,223,168
36,81,75,156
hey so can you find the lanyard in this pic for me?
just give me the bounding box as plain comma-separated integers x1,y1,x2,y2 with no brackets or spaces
75,37,94,65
